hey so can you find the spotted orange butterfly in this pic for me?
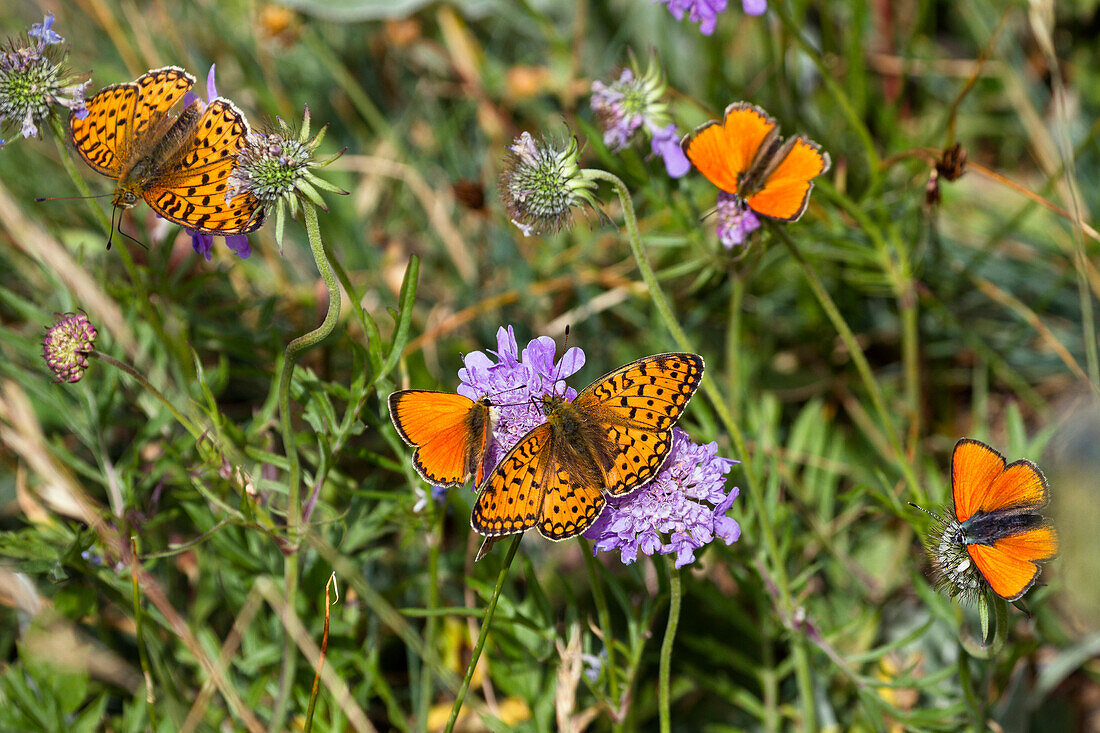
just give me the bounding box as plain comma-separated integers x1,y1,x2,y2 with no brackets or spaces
388,391,496,487
912,439,1058,602
69,66,264,236
471,353,704,541
681,102,830,222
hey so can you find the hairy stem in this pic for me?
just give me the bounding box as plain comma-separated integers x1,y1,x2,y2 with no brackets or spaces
658,560,682,733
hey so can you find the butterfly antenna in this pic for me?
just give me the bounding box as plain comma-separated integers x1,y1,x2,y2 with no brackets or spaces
35,193,113,203
106,206,117,251
907,501,944,523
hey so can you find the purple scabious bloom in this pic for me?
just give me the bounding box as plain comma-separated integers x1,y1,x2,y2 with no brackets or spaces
43,312,97,383
180,65,250,260
585,428,740,568
457,325,584,477
0,14,88,146
715,191,760,248
590,58,689,179
742,0,767,15
657,0,766,34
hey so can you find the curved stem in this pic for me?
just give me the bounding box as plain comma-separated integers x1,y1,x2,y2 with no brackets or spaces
582,168,816,731
658,559,681,733
444,534,522,733
271,203,342,730
579,538,620,713
88,351,202,441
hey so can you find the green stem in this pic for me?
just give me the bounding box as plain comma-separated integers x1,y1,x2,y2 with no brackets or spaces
658,559,682,733
129,537,157,731
583,168,816,731
579,538,620,715
271,203,342,730
417,509,444,732
444,534,522,733
88,351,201,441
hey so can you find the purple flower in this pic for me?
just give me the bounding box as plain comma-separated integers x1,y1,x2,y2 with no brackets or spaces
590,57,689,179
742,0,767,15
457,325,584,478
649,124,691,178
179,65,252,260
0,14,88,145
43,312,97,383
715,191,760,248
584,428,740,568
658,0,727,35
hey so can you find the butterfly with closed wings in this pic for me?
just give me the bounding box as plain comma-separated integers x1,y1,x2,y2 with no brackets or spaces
69,66,264,243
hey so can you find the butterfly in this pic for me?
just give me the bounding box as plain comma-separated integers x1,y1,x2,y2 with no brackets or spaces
681,102,830,222
471,353,704,541
388,390,496,488
69,66,264,237
912,438,1058,602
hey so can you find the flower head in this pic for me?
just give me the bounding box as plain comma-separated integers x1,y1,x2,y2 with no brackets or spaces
657,0,766,33
590,57,689,178
457,325,584,477
0,14,87,146
585,428,739,567
43,312,97,383
498,131,600,236
715,191,760,248
226,105,346,250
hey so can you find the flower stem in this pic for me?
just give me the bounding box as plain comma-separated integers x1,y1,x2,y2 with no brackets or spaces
87,351,201,441
444,534,522,733
583,168,817,731
579,538,620,713
658,559,681,733
271,202,342,730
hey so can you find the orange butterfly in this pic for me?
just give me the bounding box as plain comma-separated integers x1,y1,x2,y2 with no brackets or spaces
471,353,704,541
681,102,830,222
69,66,264,237
913,438,1058,602
388,391,496,487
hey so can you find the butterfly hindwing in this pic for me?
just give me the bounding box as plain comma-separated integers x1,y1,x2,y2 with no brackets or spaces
471,424,550,537
538,464,606,541
143,98,265,234
967,523,1057,601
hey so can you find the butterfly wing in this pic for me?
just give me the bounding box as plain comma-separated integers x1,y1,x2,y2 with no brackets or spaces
389,390,488,487
950,439,1007,522
967,523,1058,601
682,103,777,195
471,423,551,537
141,98,265,234
538,461,606,540
574,353,704,497
743,136,830,221
70,67,195,177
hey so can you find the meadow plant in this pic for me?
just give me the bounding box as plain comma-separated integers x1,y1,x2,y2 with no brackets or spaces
41,312,96,383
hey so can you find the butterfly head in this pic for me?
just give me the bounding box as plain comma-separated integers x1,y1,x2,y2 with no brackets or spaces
112,183,140,210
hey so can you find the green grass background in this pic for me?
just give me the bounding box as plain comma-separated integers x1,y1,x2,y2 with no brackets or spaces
1,0,1099,730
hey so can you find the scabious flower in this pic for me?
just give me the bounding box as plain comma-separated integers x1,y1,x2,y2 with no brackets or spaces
0,14,87,146
457,325,584,477
498,131,600,236
226,106,346,250
715,191,760,249
590,58,689,178
585,428,739,567
43,312,97,383
657,0,766,35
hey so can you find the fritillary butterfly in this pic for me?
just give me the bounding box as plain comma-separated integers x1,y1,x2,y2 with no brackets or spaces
69,66,264,236
471,353,704,542
388,390,496,488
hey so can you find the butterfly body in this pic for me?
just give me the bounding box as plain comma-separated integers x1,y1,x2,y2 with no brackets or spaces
388,390,496,487
472,353,704,542
682,102,830,222
70,66,264,235
921,438,1058,602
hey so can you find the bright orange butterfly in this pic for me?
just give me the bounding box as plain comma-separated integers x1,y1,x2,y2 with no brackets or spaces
69,66,264,237
388,391,496,487
912,438,1058,602
471,353,704,541
681,102,830,222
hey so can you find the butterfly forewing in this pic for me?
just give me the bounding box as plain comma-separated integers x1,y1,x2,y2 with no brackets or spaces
389,390,490,487
682,103,777,196
951,439,1006,522
70,67,195,177
471,424,550,537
